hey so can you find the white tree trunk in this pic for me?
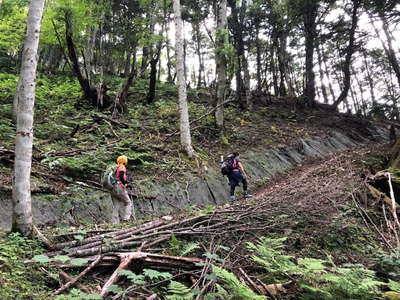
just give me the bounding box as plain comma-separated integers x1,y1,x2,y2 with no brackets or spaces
215,0,227,129
173,0,194,157
12,0,45,236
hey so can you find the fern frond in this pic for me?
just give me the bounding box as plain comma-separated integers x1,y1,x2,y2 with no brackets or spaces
180,242,200,256
165,281,194,300
212,265,265,300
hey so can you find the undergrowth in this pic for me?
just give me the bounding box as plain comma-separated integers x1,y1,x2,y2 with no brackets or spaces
0,233,50,300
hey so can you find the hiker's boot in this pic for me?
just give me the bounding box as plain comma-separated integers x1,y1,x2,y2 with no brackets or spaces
244,192,253,198
230,195,237,202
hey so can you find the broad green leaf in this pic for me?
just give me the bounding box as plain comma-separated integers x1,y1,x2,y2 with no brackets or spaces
32,254,51,263
53,255,70,263
70,258,88,266
74,234,84,241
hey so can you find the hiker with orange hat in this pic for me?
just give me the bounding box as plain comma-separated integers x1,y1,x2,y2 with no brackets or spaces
110,155,133,223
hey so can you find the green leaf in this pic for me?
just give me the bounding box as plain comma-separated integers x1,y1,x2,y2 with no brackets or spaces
204,273,217,281
218,245,230,252
32,254,51,263
70,258,88,266
53,255,70,263
73,234,85,241
203,252,220,262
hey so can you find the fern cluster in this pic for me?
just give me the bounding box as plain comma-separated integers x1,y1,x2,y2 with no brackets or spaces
247,236,386,300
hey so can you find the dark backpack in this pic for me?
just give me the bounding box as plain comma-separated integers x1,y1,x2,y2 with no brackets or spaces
221,156,234,175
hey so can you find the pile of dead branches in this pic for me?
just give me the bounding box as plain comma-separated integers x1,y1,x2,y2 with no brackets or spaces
31,200,288,299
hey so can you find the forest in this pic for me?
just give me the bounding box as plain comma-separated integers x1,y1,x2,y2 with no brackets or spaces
1,0,400,299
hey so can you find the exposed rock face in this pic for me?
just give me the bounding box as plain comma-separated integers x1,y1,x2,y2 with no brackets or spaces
0,127,389,231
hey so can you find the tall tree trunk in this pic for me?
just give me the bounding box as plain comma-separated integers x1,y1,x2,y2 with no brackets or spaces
193,22,204,89
255,23,262,92
124,50,132,77
114,46,137,116
163,0,173,83
362,51,376,106
377,12,400,89
173,0,194,157
147,44,162,104
352,65,366,114
277,34,288,96
332,0,360,109
243,53,252,109
316,40,329,104
140,46,149,79
227,0,247,109
320,44,336,100
215,0,227,129
270,46,279,95
12,0,45,237
64,12,99,106
302,0,318,107
84,14,102,84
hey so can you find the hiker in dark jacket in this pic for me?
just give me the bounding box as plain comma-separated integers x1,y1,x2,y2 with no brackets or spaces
226,152,252,201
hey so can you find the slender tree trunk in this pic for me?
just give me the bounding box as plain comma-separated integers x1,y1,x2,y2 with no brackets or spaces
352,65,366,113
124,51,132,76
183,22,188,84
349,83,360,114
255,23,262,91
277,35,288,96
243,53,252,109
362,51,376,106
64,12,98,105
12,0,45,237
320,44,336,101
84,15,102,84
193,22,204,89
227,0,247,109
140,46,149,79
147,44,162,104
378,12,400,89
163,0,173,83
173,0,194,157
316,41,329,104
332,0,360,109
302,0,318,106
215,0,227,129
270,45,279,95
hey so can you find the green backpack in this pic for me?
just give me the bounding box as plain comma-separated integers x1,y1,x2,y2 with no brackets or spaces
101,165,117,190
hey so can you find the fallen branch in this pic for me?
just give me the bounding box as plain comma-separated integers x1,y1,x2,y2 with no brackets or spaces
239,268,264,295
387,173,400,249
51,254,103,296
33,225,54,250
101,252,147,297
